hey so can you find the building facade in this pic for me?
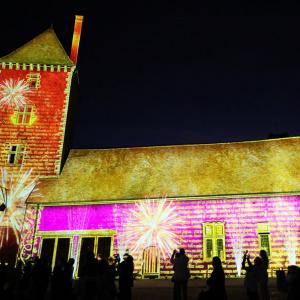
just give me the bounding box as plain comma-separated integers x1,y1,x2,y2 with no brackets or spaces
0,17,82,263
24,142,300,278
0,19,299,278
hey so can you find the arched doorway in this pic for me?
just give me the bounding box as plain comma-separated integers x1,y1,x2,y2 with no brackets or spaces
142,245,160,278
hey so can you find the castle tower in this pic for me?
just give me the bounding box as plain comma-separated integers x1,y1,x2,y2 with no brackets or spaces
0,17,83,264
0,23,82,178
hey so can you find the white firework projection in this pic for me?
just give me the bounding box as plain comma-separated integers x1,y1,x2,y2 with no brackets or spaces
273,200,299,266
113,204,127,259
284,221,298,266
0,79,30,109
67,205,89,277
230,205,246,277
124,198,180,259
0,168,41,247
231,229,245,277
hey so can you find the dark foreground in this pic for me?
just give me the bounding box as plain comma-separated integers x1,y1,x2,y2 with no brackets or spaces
129,278,285,300
59,278,288,300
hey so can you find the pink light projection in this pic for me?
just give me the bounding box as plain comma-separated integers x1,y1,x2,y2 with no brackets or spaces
36,195,300,276
39,204,116,231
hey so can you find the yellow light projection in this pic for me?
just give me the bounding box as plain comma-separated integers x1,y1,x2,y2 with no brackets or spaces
10,105,37,126
29,137,300,204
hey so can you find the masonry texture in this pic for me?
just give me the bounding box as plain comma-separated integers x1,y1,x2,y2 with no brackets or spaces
0,66,74,177
22,195,300,278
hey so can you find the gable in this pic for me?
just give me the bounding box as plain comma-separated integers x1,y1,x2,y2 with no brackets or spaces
0,28,74,66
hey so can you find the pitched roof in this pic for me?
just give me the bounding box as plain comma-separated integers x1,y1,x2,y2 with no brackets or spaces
0,28,74,66
28,137,300,204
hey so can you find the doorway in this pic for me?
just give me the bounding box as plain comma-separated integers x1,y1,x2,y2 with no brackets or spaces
77,236,112,277
39,237,71,270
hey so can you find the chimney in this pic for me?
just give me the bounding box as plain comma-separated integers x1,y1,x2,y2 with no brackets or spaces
70,15,84,65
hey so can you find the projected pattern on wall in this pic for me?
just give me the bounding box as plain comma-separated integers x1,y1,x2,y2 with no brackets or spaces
0,67,74,178
23,137,300,277
1,16,299,278
33,138,300,205
0,27,76,263
31,195,300,277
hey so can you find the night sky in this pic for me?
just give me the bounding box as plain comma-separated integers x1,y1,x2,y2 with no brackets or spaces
1,1,300,148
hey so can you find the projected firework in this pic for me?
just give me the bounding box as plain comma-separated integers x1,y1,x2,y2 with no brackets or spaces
231,228,245,276
0,168,40,247
125,198,180,258
0,79,29,109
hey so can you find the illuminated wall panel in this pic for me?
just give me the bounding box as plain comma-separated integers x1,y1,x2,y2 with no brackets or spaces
0,66,74,177
19,205,41,262
33,195,300,277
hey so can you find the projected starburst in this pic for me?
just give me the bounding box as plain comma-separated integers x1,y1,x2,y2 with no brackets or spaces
0,168,40,247
125,198,180,258
0,79,30,109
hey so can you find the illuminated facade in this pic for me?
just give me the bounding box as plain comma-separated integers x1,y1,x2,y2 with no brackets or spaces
24,141,300,278
0,17,81,263
0,17,299,278
0,29,77,177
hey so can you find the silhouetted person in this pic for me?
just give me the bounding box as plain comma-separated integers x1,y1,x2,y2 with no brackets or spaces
96,253,108,299
13,260,24,299
51,260,65,299
22,260,33,299
104,256,117,300
124,249,134,263
64,258,75,299
200,256,227,300
118,253,134,300
1,262,14,299
259,250,270,300
170,248,190,300
113,250,121,267
80,251,98,300
286,265,300,300
97,253,108,275
242,251,259,300
0,262,7,296
243,255,266,300
31,258,51,300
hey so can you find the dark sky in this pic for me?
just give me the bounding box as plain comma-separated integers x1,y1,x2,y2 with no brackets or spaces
1,1,300,148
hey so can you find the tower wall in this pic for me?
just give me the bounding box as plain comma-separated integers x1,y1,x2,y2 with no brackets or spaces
0,65,75,177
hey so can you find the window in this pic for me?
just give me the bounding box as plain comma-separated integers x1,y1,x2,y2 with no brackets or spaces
15,105,34,125
257,223,271,256
26,73,41,89
38,231,114,279
203,222,226,261
78,236,112,277
39,238,71,271
7,144,25,165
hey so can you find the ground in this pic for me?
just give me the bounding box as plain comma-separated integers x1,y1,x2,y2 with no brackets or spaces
131,278,286,300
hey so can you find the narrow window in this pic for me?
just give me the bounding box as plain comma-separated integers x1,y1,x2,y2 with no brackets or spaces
217,238,224,258
257,223,271,256
203,222,226,261
26,73,41,89
39,237,71,271
7,144,25,165
206,239,213,258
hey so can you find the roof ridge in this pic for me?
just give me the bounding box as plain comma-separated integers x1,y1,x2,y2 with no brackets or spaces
69,136,300,152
